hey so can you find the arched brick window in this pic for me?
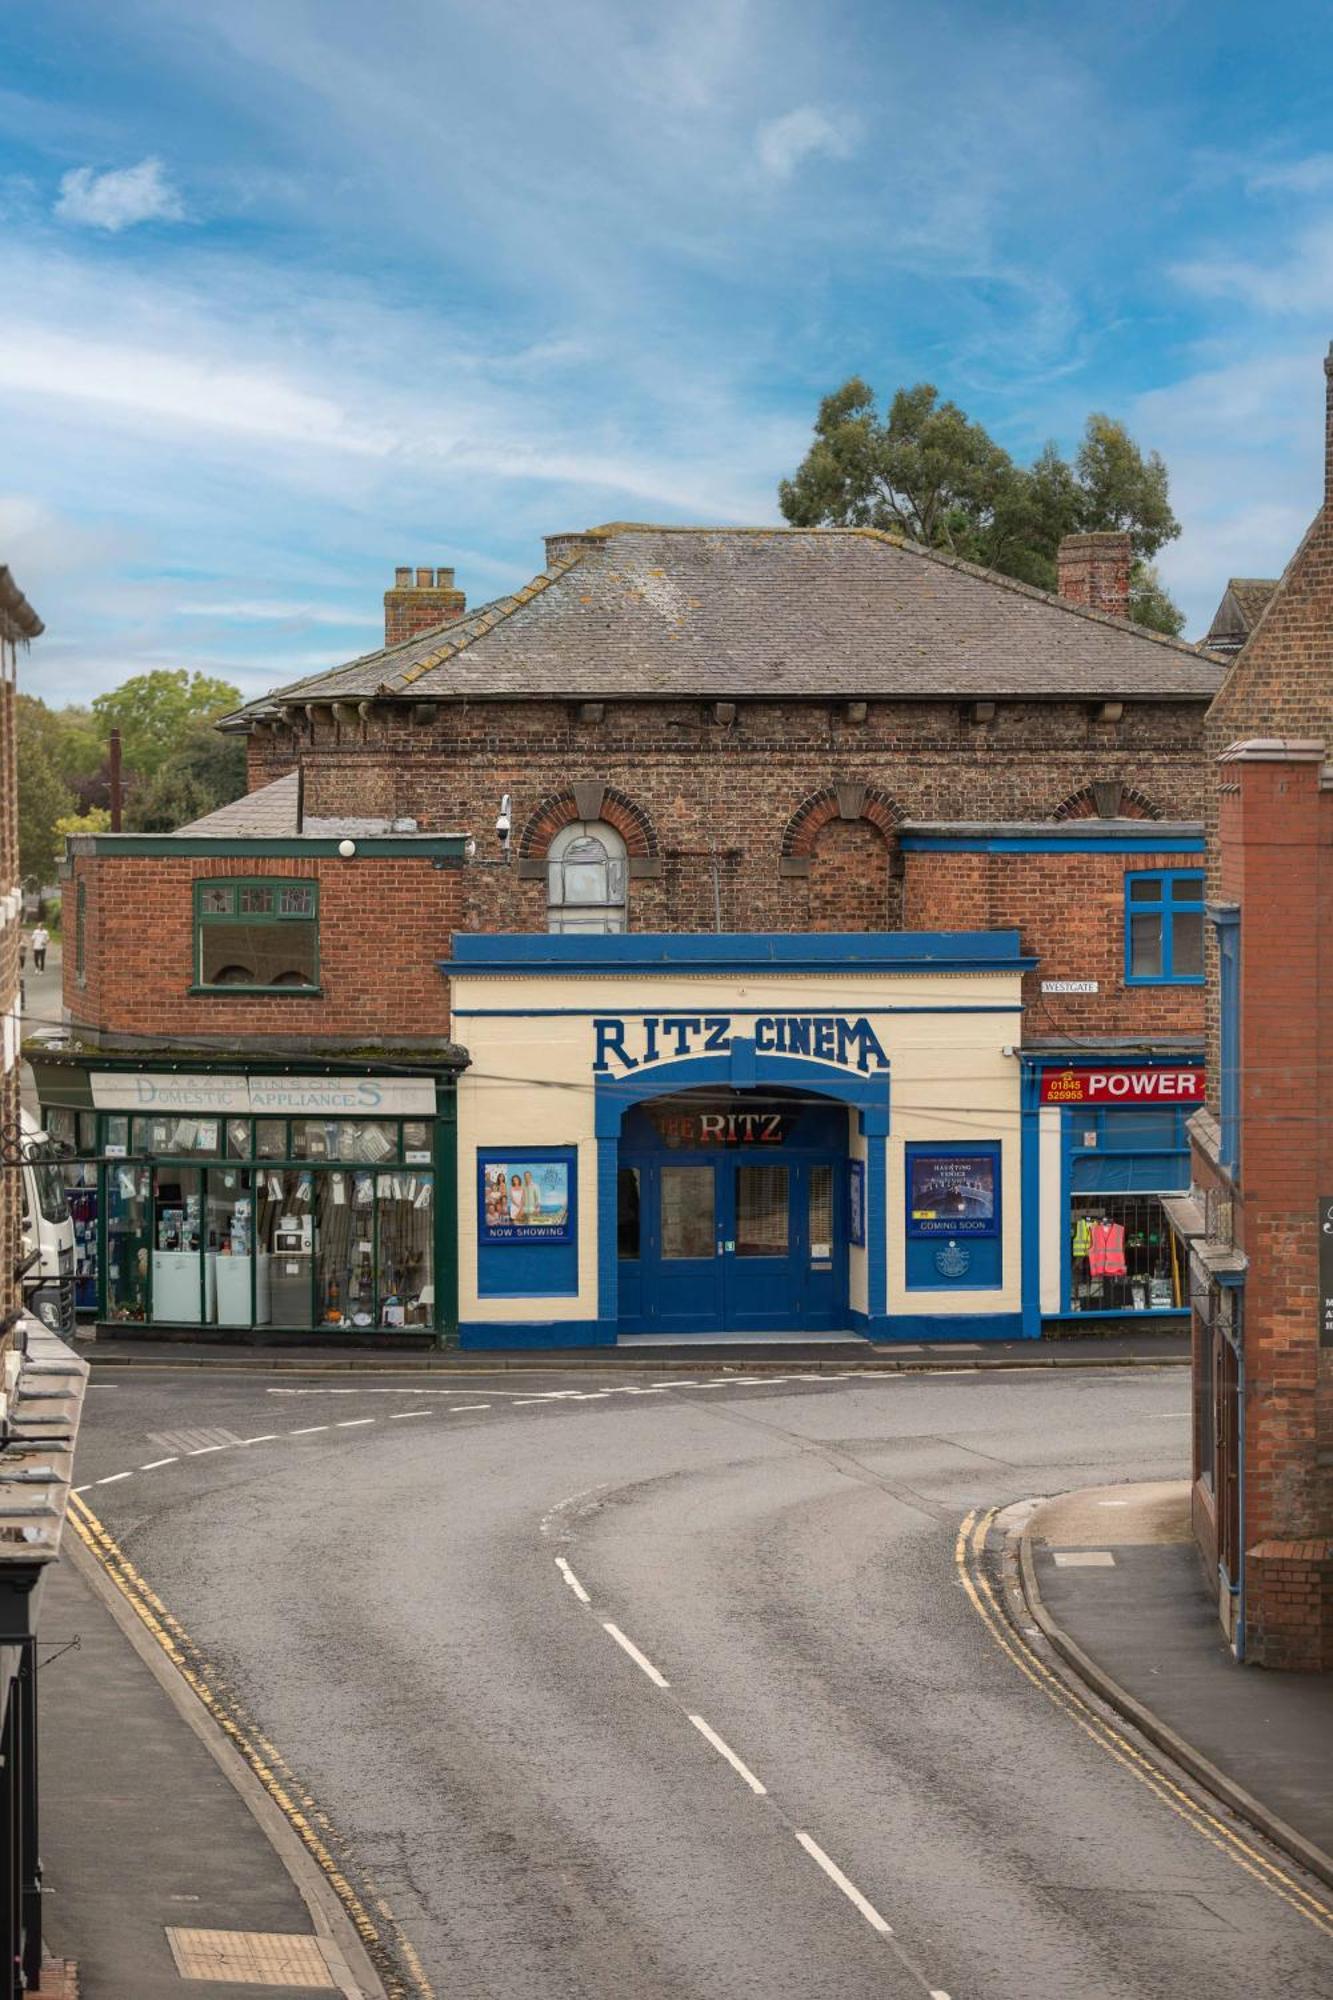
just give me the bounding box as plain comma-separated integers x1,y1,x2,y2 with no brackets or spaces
781,782,907,931
1052,782,1162,822
518,782,657,861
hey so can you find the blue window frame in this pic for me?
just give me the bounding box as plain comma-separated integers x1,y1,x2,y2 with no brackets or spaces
1215,907,1240,1173
1124,870,1205,985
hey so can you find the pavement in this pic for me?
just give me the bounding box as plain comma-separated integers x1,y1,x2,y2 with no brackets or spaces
59,1361,1333,1998
1022,1480,1333,1889
41,1543,381,1997
75,1329,1191,1370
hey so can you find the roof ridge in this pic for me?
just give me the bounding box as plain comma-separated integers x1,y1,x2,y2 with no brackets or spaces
381,545,596,693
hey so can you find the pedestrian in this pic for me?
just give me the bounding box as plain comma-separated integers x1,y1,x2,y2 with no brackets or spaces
30,923,49,973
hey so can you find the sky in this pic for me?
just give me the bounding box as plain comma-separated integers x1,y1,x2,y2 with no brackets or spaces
2,0,1332,705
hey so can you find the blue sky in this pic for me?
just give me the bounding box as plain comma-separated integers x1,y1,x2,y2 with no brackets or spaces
2,0,1332,704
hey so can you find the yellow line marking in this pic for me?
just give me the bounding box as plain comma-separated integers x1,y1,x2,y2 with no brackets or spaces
68,1493,435,1997
956,1507,1333,1938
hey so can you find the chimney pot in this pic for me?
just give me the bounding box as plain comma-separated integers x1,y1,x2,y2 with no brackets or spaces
1057,531,1132,621
384,561,467,647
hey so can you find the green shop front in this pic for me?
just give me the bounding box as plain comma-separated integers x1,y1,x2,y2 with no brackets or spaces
29,1054,459,1341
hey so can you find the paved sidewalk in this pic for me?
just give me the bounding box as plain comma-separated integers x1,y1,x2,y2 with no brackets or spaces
1023,1481,1333,1885
76,1331,1190,1371
40,1550,379,1997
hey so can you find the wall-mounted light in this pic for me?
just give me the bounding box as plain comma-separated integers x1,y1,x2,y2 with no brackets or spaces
338,838,357,859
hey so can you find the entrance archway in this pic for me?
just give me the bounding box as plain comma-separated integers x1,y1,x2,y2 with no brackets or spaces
593,1048,888,1338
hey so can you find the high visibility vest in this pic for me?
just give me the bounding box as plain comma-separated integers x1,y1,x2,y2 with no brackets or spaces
1071,1215,1093,1260
1088,1220,1127,1278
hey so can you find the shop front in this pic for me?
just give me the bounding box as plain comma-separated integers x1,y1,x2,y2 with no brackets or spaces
451,931,1032,1348
1027,1054,1203,1327
28,1058,458,1340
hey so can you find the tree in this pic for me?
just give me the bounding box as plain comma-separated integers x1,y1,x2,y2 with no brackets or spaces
17,723,72,890
779,380,1184,630
53,808,111,840
91,669,240,781
125,720,247,832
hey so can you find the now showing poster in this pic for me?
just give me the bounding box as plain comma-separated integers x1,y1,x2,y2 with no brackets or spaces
908,1150,998,1236
480,1157,573,1244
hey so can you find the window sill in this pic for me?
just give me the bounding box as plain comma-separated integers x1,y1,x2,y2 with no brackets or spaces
1123,975,1205,988
187,985,324,998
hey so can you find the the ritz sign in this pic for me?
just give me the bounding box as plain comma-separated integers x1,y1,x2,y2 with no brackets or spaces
593,1013,890,1076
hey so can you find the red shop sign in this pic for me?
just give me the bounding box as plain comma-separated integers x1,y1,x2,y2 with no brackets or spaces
1040,1066,1205,1105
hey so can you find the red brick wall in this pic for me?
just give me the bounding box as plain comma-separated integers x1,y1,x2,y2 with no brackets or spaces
246,693,1211,935
66,849,462,1048
1199,749,1333,1667
902,845,1206,1038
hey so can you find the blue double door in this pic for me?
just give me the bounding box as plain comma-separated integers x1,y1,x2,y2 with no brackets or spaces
617,1149,845,1333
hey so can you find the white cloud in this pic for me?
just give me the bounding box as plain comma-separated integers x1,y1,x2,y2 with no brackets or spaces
55,157,184,233
1247,153,1333,196
755,105,857,182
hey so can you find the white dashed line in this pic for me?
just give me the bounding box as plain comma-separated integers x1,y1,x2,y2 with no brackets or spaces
97,1471,133,1486
555,1557,591,1604
511,1398,549,1406
290,1425,328,1435
603,1623,670,1688
389,1410,431,1420
239,1434,277,1445
73,1484,91,1494
140,1456,178,1470
188,1444,227,1455
448,1404,491,1413
336,1418,375,1428
794,1831,893,1934
688,1715,767,1795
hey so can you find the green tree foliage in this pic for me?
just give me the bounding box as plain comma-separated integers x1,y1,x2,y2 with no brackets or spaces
779,380,1184,633
91,668,240,781
125,720,247,832
16,701,73,889
53,808,111,839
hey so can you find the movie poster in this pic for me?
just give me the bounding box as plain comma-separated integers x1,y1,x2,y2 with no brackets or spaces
479,1157,573,1244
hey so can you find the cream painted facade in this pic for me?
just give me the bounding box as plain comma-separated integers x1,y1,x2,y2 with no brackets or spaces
451,932,1030,1348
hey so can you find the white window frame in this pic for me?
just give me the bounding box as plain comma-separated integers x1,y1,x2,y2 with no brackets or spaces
547,821,628,934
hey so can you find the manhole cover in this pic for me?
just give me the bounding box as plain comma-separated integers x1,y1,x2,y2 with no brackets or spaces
165,1928,338,1988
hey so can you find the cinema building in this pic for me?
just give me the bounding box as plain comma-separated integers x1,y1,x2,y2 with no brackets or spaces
44,524,1221,1346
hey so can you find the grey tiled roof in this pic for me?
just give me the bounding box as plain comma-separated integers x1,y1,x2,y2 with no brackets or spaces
224,527,1224,722
176,772,431,839
1204,577,1280,659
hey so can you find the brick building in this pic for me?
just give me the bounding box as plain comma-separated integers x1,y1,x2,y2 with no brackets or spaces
1,567,42,1331
38,523,1223,1345
1166,348,1333,1670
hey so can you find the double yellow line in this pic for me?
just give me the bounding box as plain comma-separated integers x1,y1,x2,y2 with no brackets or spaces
68,1493,435,1999
955,1506,1333,1938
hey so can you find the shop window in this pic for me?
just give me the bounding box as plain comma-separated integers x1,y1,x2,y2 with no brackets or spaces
1124,870,1204,984
1069,1194,1185,1312
106,1164,150,1321
194,879,319,990
547,822,627,934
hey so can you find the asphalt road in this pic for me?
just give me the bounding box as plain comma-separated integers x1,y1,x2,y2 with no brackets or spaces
71,1365,1333,2000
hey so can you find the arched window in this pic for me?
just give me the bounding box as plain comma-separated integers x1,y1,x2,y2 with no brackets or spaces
547,821,627,934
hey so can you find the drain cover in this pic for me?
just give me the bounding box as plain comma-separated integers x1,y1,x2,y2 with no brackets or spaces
165,1928,338,1989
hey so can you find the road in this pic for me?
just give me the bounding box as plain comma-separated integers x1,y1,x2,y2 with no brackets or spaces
70,1364,1332,1999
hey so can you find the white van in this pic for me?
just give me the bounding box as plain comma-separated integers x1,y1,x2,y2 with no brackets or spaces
19,1109,76,1336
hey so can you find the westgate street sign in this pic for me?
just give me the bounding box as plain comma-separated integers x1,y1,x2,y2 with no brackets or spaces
593,1014,890,1077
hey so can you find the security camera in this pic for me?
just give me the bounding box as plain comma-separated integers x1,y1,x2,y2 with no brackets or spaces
496,794,512,845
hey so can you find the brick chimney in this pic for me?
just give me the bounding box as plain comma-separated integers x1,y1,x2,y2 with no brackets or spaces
1057,531,1132,620
544,531,602,570
383,565,466,647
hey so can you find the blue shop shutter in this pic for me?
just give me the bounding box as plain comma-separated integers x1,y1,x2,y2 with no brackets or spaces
1068,1106,1190,1193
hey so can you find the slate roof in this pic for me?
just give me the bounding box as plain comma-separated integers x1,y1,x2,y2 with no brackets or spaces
176,771,435,839
223,526,1224,726
1203,578,1280,660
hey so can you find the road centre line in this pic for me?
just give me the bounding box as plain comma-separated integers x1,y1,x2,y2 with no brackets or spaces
555,1557,591,1604
448,1404,490,1412
290,1425,328,1435
188,1444,228,1455
794,1831,893,1935
389,1410,431,1419
336,1418,375,1428
140,1456,178,1469
602,1622,670,1688
239,1434,277,1445
97,1471,132,1485
688,1714,767,1795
